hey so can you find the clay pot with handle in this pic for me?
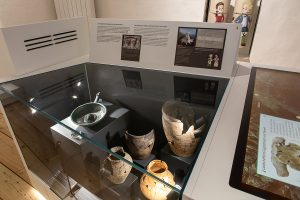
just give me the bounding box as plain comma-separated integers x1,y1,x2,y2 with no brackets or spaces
100,146,132,184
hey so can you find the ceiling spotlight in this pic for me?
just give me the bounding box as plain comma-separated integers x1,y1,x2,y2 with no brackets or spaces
72,95,78,99
77,82,82,87
29,98,34,102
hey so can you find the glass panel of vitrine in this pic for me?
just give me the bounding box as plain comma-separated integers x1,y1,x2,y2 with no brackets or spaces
1,96,72,199
0,63,229,199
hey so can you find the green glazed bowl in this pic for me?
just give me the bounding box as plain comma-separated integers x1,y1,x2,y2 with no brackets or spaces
70,102,107,126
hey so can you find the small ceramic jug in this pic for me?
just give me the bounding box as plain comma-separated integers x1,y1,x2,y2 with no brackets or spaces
140,160,175,200
100,146,132,184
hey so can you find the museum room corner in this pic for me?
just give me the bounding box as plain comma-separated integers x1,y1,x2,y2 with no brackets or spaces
0,0,299,200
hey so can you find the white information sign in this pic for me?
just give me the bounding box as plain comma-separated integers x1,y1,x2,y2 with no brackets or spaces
257,114,300,187
89,18,241,78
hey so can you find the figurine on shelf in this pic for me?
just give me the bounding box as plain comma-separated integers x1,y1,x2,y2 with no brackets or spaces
233,0,254,46
215,2,225,23
207,0,230,23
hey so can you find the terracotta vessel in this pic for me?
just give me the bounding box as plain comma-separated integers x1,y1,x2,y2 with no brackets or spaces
100,146,132,184
140,160,175,200
162,100,206,157
125,129,155,159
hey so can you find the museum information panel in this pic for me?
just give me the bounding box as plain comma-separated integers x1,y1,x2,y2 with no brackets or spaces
230,67,300,200
89,18,241,78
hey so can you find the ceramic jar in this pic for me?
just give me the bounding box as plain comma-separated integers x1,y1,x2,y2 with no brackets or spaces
140,160,175,200
125,129,155,159
100,146,132,184
162,100,205,157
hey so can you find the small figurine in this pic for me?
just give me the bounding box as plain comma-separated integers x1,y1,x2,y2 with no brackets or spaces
207,54,213,67
214,54,219,68
215,2,225,23
234,2,252,46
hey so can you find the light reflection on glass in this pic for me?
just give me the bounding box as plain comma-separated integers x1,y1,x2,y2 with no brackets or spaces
31,108,37,114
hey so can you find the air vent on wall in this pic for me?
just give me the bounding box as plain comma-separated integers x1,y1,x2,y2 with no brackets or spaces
38,72,85,99
24,30,78,51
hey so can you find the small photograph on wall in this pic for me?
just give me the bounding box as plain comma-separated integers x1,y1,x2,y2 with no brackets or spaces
175,27,226,70
177,28,197,47
207,0,230,23
121,34,142,62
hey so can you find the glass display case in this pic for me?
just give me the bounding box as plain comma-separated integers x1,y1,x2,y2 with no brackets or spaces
0,63,229,200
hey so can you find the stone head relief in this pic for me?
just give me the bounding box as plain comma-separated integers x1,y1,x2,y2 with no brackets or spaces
271,137,300,177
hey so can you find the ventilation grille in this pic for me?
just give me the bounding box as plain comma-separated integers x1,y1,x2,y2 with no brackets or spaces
24,30,78,51
54,0,96,19
38,72,85,99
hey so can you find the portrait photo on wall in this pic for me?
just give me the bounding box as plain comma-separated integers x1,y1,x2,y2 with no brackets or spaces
121,34,142,62
175,27,226,70
207,0,230,23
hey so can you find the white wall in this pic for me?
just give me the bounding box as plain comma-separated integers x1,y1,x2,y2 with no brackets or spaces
250,0,300,69
94,0,207,22
0,0,57,77
0,0,57,27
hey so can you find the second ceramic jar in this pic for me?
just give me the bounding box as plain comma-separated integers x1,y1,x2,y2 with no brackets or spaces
125,129,155,160
140,160,175,200
100,146,132,184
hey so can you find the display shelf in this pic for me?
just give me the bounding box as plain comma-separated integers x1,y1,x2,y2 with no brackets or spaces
0,63,229,199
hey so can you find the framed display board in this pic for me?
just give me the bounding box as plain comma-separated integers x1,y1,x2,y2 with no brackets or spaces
230,67,300,200
89,18,241,78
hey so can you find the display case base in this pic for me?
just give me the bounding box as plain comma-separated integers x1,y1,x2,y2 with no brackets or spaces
99,173,138,200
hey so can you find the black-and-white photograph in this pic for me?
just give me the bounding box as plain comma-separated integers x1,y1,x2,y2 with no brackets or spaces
121,34,142,61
